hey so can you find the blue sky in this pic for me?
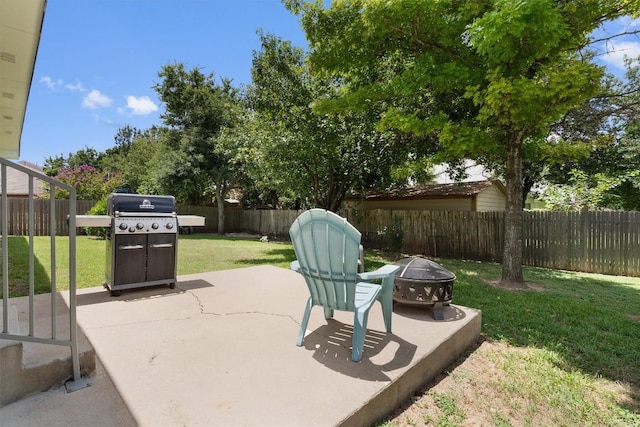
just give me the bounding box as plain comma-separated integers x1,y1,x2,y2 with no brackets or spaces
21,0,308,164
20,1,640,166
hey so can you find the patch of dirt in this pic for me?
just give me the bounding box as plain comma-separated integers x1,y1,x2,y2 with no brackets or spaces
626,314,640,323
5,280,29,298
383,338,637,426
384,339,516,426
484,279,546,292
225,232,263,239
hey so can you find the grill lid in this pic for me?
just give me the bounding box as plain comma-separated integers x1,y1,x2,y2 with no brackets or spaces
395,257,455,281
107,193,176,216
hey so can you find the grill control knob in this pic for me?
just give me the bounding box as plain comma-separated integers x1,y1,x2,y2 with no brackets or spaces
165,222,174,230
129,226,136,233
151,222,159,230
136,222,144,230
118,223,128,230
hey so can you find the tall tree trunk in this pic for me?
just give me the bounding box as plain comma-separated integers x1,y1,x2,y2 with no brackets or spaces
215,187,225,235
501,132,525,285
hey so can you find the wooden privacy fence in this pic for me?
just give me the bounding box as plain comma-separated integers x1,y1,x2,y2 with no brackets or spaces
522,210,640,277
343,209,640,277
0,199,94,236
238,210,301,237
176,206,301,237
343,210,505,262
211,208,640,277
5,200,640,277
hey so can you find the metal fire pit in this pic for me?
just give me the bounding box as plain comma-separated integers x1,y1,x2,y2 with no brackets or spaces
393,257,455,320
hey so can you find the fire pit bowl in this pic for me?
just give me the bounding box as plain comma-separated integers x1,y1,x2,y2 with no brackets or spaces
393,257,455,320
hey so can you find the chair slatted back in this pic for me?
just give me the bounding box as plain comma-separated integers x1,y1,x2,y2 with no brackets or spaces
289,209,362,311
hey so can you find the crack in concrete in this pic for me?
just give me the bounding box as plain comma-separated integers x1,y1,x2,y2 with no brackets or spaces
183,289,301,326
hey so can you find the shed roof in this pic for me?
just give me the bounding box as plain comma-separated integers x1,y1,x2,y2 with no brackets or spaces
360,180,506,201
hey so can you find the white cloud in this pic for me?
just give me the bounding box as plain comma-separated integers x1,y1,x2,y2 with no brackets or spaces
39,76,62,90
82,90,113,110
125,95,158,115
65,82,86,92
601,40,640,70
596,17,640,71
602,41,640,69
40,76,87,92
618,17,640,29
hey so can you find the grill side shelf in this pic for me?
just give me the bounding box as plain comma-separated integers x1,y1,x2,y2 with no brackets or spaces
75,214,204,228
177,215,205,227
76,215,111,227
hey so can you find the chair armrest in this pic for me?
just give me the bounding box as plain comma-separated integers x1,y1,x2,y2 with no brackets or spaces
358,264,400,281
290,260,301,272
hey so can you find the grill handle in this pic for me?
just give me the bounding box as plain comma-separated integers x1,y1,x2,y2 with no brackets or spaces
150,243,174,249
118,244,144,250
115,212,176,217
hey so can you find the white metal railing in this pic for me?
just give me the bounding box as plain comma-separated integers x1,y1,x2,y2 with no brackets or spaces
0,158,85,391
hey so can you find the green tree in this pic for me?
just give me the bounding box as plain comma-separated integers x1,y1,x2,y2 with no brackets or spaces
248,33,407,212
43,146,103,176
541,169,637,210
526,60,640,210
112,125,142,156
102,126,162,193
287,0,639,286
153,63,246,234
45,165,119,200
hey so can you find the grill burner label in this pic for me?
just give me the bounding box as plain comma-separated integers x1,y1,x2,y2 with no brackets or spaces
139,199,155,210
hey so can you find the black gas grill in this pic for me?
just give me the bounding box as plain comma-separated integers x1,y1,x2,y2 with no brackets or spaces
105,193,178,296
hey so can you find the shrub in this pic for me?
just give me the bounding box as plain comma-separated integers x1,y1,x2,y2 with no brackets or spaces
382,214,404,253
84,197,108,238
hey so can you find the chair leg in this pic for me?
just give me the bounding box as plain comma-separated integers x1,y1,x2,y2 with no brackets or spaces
296,298,313,346
380,277,394,333
351,309,370,362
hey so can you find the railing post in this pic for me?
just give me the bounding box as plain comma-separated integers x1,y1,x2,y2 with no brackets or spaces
66,188,83,389
0,158,89,395
2,164,7,332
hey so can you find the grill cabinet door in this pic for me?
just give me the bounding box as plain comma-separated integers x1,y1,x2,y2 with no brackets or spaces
113,234,147,285
146,233,177,282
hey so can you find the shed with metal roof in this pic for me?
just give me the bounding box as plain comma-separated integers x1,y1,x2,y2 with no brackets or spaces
346,180,507,212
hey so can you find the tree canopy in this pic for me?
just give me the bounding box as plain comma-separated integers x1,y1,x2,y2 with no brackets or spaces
248,32,412,212
153,63,246,233
286,0,640,285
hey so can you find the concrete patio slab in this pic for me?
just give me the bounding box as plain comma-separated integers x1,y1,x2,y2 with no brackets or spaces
2,265,480,426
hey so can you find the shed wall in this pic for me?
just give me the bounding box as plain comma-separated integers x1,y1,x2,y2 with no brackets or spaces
476,186,506,211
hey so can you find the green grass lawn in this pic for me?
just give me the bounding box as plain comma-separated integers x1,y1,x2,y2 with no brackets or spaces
0,234,393,294
429,258,640,426
2,234,639,425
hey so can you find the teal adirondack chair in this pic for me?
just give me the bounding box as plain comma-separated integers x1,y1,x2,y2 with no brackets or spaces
289,209,400,362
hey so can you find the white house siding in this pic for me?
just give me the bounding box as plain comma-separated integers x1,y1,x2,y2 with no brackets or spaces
476,186,506,211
